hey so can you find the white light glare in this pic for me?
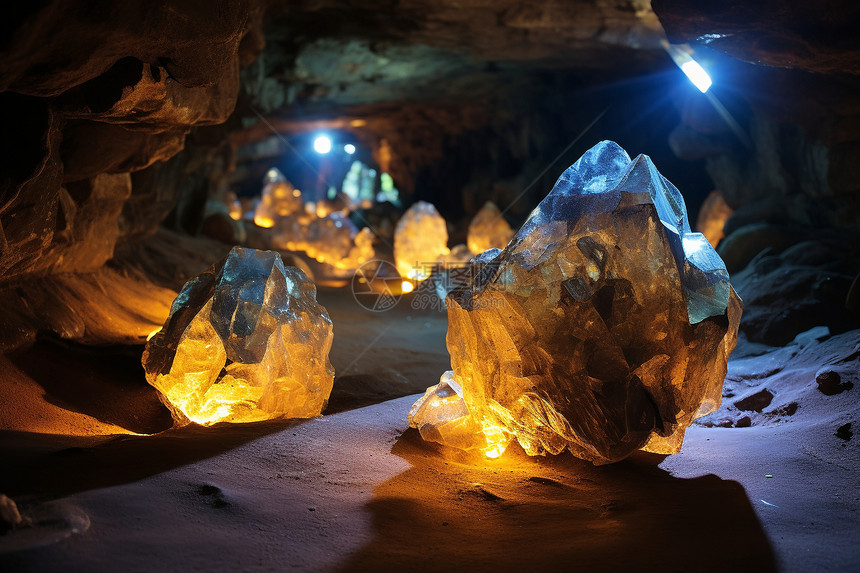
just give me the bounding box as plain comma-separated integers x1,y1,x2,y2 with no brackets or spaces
344,143,356,155
313,135,332,154
663,41,712,94
680,60,712,93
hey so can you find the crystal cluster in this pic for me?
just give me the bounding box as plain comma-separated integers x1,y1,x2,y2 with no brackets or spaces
467,201,514,255
142,247,334,425
394,201,450,280
272,213,375,272
409,141,742,464
253,169,376,273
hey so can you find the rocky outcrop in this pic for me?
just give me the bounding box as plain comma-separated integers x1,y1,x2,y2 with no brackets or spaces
652,0,860,75
0,0,264,285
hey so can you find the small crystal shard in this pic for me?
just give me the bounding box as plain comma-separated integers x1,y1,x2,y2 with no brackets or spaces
409,371,511,458
143,247,334,425
411,141,742,464
394,201,450,280
467,201,514,255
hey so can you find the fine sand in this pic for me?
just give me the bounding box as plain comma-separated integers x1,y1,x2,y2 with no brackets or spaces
0,288,857,572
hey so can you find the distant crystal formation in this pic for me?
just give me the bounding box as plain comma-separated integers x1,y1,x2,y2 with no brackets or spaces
143,247,334,425
394,201,450,280
253,169,376,274
696,190,733,248
410,141,742,464
467,201,514,255
254,168,303,228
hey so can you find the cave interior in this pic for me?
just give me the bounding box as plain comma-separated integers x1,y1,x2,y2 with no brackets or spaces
0,1,858,571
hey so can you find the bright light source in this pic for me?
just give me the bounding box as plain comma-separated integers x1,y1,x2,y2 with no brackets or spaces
662,41,712,93
344,143,356,155
313,135,332,154
680,60,712,93
400,280,414,294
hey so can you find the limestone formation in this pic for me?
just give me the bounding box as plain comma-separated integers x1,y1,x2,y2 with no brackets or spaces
394,201,450,281
467,201,514,255
410,141,742,464
142,247,334,425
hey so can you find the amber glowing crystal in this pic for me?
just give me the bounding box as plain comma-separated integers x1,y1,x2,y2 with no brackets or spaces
467,201,514,255
410,141,742,464
143,247,334,425
254,168,303,228
394,201,450,280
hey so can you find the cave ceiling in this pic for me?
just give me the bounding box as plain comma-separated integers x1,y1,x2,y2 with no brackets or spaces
1,0,859,296
242,0,665,115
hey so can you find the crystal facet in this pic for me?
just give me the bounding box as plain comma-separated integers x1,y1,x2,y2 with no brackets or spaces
143,247,334,425
394,201,450,280
410,141,742,464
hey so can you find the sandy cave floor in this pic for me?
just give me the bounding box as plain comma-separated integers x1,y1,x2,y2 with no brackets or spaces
0,288,857,572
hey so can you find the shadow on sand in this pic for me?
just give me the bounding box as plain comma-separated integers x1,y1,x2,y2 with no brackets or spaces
338,428,777,572
0,419,307,499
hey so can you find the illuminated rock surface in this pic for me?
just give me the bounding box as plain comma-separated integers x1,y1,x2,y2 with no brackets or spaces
142,247,334,425
394,201,450,280
414,141,742,464
467,201,514,255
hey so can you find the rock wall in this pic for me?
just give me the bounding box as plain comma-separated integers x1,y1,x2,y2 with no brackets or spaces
0,0,264,283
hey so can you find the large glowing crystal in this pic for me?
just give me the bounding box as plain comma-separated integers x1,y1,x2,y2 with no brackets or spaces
412,141,742,464
467,201,514,255
142,247,334,425
394,201,450,280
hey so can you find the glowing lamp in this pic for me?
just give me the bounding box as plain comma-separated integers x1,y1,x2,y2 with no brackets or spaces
344,143,356,155
313,135,332,154
400,280,414,294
